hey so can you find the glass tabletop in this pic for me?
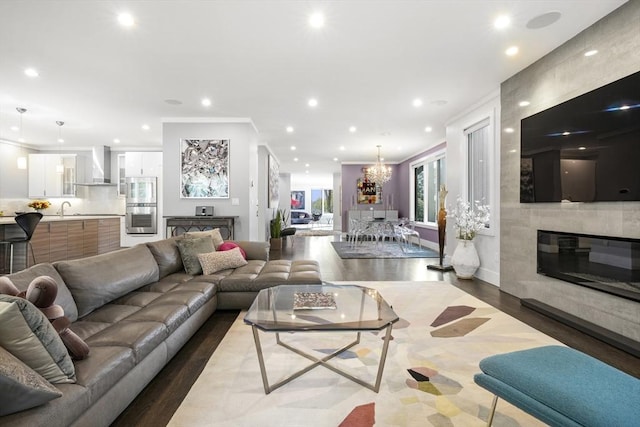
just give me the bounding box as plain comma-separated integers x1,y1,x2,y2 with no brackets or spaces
244,283,398,332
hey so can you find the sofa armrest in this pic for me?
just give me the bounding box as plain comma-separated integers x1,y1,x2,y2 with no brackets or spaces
231,241,270,261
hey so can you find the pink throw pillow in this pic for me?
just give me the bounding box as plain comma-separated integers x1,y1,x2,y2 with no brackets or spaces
217,242,246,259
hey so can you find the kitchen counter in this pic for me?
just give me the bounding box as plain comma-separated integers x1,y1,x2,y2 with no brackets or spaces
0,214,123,225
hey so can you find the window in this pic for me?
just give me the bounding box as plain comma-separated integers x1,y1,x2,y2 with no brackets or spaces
411,153,445,226
465,119,491,228
311,188,333,214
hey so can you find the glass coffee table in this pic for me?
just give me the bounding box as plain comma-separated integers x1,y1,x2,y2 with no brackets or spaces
244,283,398,394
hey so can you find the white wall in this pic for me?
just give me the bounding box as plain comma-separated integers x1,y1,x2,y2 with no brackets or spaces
445,91,501,285
162,119,258,241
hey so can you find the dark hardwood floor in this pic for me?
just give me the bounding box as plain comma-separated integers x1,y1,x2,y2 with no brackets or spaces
112,234,640,426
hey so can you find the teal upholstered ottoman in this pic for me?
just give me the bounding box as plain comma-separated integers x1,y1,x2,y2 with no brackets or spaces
474,345,640,427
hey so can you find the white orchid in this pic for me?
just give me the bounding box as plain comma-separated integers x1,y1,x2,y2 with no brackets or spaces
448,197,490,240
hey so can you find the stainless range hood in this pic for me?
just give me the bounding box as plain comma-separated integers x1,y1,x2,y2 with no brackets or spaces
75,146,117,186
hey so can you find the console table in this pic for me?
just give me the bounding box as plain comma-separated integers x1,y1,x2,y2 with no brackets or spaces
165,216,237,240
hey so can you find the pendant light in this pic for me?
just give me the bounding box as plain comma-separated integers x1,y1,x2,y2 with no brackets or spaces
56,121,65,174
16,107,27,142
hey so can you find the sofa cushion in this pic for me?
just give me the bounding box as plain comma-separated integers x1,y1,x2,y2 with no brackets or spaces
146,237,184,278
176,236,215,275
85,321,168,363
55,245,160,318
0,346,62,416
198,248,248,275
185,228,224,249
217,260,322,292
4,264,79,322
0,295,75,384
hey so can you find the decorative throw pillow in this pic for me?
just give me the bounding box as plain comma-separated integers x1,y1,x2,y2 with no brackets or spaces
184,228,224,249
176,236,216,275
198,247,248,275
217,241,247,259
0,295,75,384
0,346,62,416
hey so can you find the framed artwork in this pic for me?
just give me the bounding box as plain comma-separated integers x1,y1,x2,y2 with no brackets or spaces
291,190,305,210
268,154,279,208
180,139,229,198
357,178,382,204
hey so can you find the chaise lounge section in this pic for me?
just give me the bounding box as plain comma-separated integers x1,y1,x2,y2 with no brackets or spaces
0,234,321,426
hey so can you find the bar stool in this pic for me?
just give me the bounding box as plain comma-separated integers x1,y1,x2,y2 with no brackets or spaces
0,212,43,273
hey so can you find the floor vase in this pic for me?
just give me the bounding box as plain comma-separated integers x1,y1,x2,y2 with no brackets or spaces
451,239,480,279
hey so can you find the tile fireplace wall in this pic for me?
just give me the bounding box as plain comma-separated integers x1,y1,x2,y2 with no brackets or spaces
500,1,640,343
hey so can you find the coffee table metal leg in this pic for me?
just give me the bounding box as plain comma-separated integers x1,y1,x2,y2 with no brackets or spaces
253,325,393,394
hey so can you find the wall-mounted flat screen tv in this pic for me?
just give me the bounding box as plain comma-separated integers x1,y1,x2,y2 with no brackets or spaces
520,70,640,203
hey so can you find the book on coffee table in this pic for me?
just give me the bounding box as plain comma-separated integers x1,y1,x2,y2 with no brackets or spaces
293,292,337,310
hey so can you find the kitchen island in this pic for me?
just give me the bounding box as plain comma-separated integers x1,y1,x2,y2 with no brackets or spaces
0,215,122,273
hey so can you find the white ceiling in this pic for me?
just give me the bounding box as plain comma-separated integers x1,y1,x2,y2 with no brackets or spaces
0,0,626,175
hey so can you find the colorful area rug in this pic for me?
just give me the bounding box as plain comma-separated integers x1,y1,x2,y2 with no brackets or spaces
331,241,439,259
169,281,561,427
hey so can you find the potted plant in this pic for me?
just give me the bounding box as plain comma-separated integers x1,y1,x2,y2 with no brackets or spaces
448,197,490,279
270,209,283,250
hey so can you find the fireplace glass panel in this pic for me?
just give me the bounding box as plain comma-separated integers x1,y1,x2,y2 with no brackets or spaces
537,230,640,302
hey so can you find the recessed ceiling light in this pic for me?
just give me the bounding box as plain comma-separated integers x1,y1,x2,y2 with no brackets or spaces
309,12,325,28
349,126,357,133
305,170,309,174
505,46,519,56
333,157,338,162
424,126,432,132
286,126,294,133
290,145,296,151
504,127,515,133
494,15,511,30
584,49,598,57
201,98,212,107
339,146,345,151
141,124,150,131
113,138,121,144
412,98,423,108
308,98,318,107
24,68,39,77
10,126,19,132
519,101,530,107
118,12,135,27
293,157,299,162
305,163,310,167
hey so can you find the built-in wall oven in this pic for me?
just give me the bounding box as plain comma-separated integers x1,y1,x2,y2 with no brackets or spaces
125,177,157,234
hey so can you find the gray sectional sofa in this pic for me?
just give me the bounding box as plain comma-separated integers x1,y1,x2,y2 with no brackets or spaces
0,236,321,426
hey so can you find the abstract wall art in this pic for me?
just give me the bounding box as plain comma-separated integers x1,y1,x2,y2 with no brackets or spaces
268,154,279,208
180,139,230,198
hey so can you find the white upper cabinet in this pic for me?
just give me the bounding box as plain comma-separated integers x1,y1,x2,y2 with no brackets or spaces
28,154,78,198
125,152,162,177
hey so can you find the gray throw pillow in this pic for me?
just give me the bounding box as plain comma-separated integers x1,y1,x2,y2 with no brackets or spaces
0,295,76,384
0,346,62,416
176,236,216,275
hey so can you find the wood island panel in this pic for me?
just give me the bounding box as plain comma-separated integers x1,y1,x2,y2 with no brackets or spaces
67,221,84,260
49,222,68,262
31,223,51,266
83,220,99,257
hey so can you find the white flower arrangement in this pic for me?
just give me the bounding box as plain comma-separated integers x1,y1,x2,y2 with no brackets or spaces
448,197,490,240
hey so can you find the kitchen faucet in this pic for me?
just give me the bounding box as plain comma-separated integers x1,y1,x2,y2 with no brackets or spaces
60,201,71,217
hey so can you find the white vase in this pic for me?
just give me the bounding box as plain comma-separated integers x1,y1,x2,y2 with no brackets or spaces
451,239,480,279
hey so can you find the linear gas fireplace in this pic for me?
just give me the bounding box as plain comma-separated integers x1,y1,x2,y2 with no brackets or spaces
537,230,640,302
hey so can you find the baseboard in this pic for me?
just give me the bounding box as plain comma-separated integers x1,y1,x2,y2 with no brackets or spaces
521,298,640,358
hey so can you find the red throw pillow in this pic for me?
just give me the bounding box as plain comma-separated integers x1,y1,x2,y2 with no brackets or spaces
217,242,246,259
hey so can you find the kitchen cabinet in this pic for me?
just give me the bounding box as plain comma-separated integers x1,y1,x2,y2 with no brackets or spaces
26,218,120,268
125,152,162,177
98,218,121,253
28,154,79,198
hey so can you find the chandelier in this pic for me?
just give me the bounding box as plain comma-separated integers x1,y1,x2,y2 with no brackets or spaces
367,145,392,184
